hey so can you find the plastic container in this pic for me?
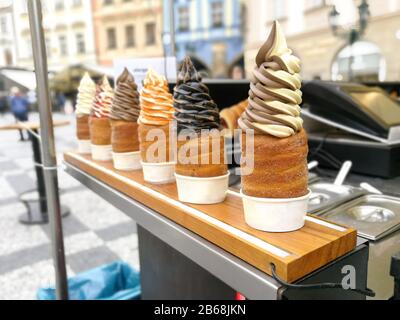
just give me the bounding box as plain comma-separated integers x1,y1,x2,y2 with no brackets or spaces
91,144,112,161
37,261,141,300
77,139,91,154
141,161,176,184
241,190,311,232
175,172,230,204
112,151,142,171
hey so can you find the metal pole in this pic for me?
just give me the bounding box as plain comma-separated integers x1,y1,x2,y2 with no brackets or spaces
168,0,176,57
27,0,68,300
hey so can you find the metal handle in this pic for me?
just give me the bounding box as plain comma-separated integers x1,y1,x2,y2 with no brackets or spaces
308,161,319,171
334,161,352,186
360,183,383,195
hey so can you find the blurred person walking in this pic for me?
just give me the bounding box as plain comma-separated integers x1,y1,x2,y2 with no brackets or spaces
9,87,30,141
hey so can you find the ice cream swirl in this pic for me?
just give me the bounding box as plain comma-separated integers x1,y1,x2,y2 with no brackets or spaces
92,75,114,119
239,21,303,138
139,68,174,126
76,72,96,116
110,68,140,122
174,56,220,133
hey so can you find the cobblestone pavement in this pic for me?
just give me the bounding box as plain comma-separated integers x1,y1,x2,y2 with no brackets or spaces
0,112,139,300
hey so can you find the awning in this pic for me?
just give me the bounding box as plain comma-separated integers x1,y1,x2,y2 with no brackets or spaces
0,69,37,90
50,63,114,93
83,64,114,78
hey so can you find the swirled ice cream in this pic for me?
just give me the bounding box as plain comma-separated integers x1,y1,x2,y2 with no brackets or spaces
174,56,220,133
139,68,174,126
110,68,140,122
239,21,303,138
92,76,114,119
76,72,96,116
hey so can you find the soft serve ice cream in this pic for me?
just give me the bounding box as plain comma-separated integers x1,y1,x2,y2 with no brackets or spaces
173,57,228,205
238,21,303,138
139,68,174,126
92,76,114,119
110,68,142,170
138,68,175,183
89,75,114,161
239,21,309,232
76,72,96,153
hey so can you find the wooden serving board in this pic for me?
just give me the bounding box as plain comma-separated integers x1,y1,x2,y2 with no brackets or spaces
64,152,357,283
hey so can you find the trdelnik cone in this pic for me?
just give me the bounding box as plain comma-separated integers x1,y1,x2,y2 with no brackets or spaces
75,72,96,154
89,75,114,161
174,56,228,205
138,68,176,184
110,68,141,171
238,21,310,232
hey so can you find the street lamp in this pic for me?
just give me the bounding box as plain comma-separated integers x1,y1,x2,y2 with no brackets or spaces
328,0,371,81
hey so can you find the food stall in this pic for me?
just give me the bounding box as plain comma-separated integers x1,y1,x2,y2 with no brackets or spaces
27,0,400,301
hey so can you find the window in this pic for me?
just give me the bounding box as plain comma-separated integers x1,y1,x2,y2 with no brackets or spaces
211,1,224,28
145,23,156,46
59,35,68,56
55,0,64,11
72,0,82,7
273,0,286,19
76,33,86,54
103,0,113,5
331,41,386,82
125,25,135,48
106,28,117,50
0,16,7,34
178,6,189,31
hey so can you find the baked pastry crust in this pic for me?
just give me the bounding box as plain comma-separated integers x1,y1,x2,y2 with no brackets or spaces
111,120,139,153
220,100,248,134
89,116,111,146
138,123,174,163
176,133,227,178
76,114,90,140
241,129,309,198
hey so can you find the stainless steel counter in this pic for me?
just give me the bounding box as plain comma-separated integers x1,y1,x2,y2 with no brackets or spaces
64,160,370,300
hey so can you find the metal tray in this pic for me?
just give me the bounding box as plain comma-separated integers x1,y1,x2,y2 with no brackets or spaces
321,194,400,241
308,182,366,215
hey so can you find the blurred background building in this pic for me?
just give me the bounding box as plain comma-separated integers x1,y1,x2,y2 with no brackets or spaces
163,0,245,78
12,0,97,71
92,0,164,66
0,0,400,86
0,1,17,67
244,0,400,82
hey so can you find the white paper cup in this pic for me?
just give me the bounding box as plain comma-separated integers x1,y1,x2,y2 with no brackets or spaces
91,144,112,161
241,190,311,233
77,140,91,154
175,172,230,204
141,161,176,184
112,151,142,171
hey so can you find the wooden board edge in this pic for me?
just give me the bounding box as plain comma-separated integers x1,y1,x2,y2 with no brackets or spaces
64,152,298,281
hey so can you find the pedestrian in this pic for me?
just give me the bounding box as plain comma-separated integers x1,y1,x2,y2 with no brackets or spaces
9,87,29,141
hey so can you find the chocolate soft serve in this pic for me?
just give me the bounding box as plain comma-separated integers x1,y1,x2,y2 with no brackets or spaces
239,21,303,138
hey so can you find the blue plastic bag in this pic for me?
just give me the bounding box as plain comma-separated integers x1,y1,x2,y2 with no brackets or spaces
37,261,141,300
